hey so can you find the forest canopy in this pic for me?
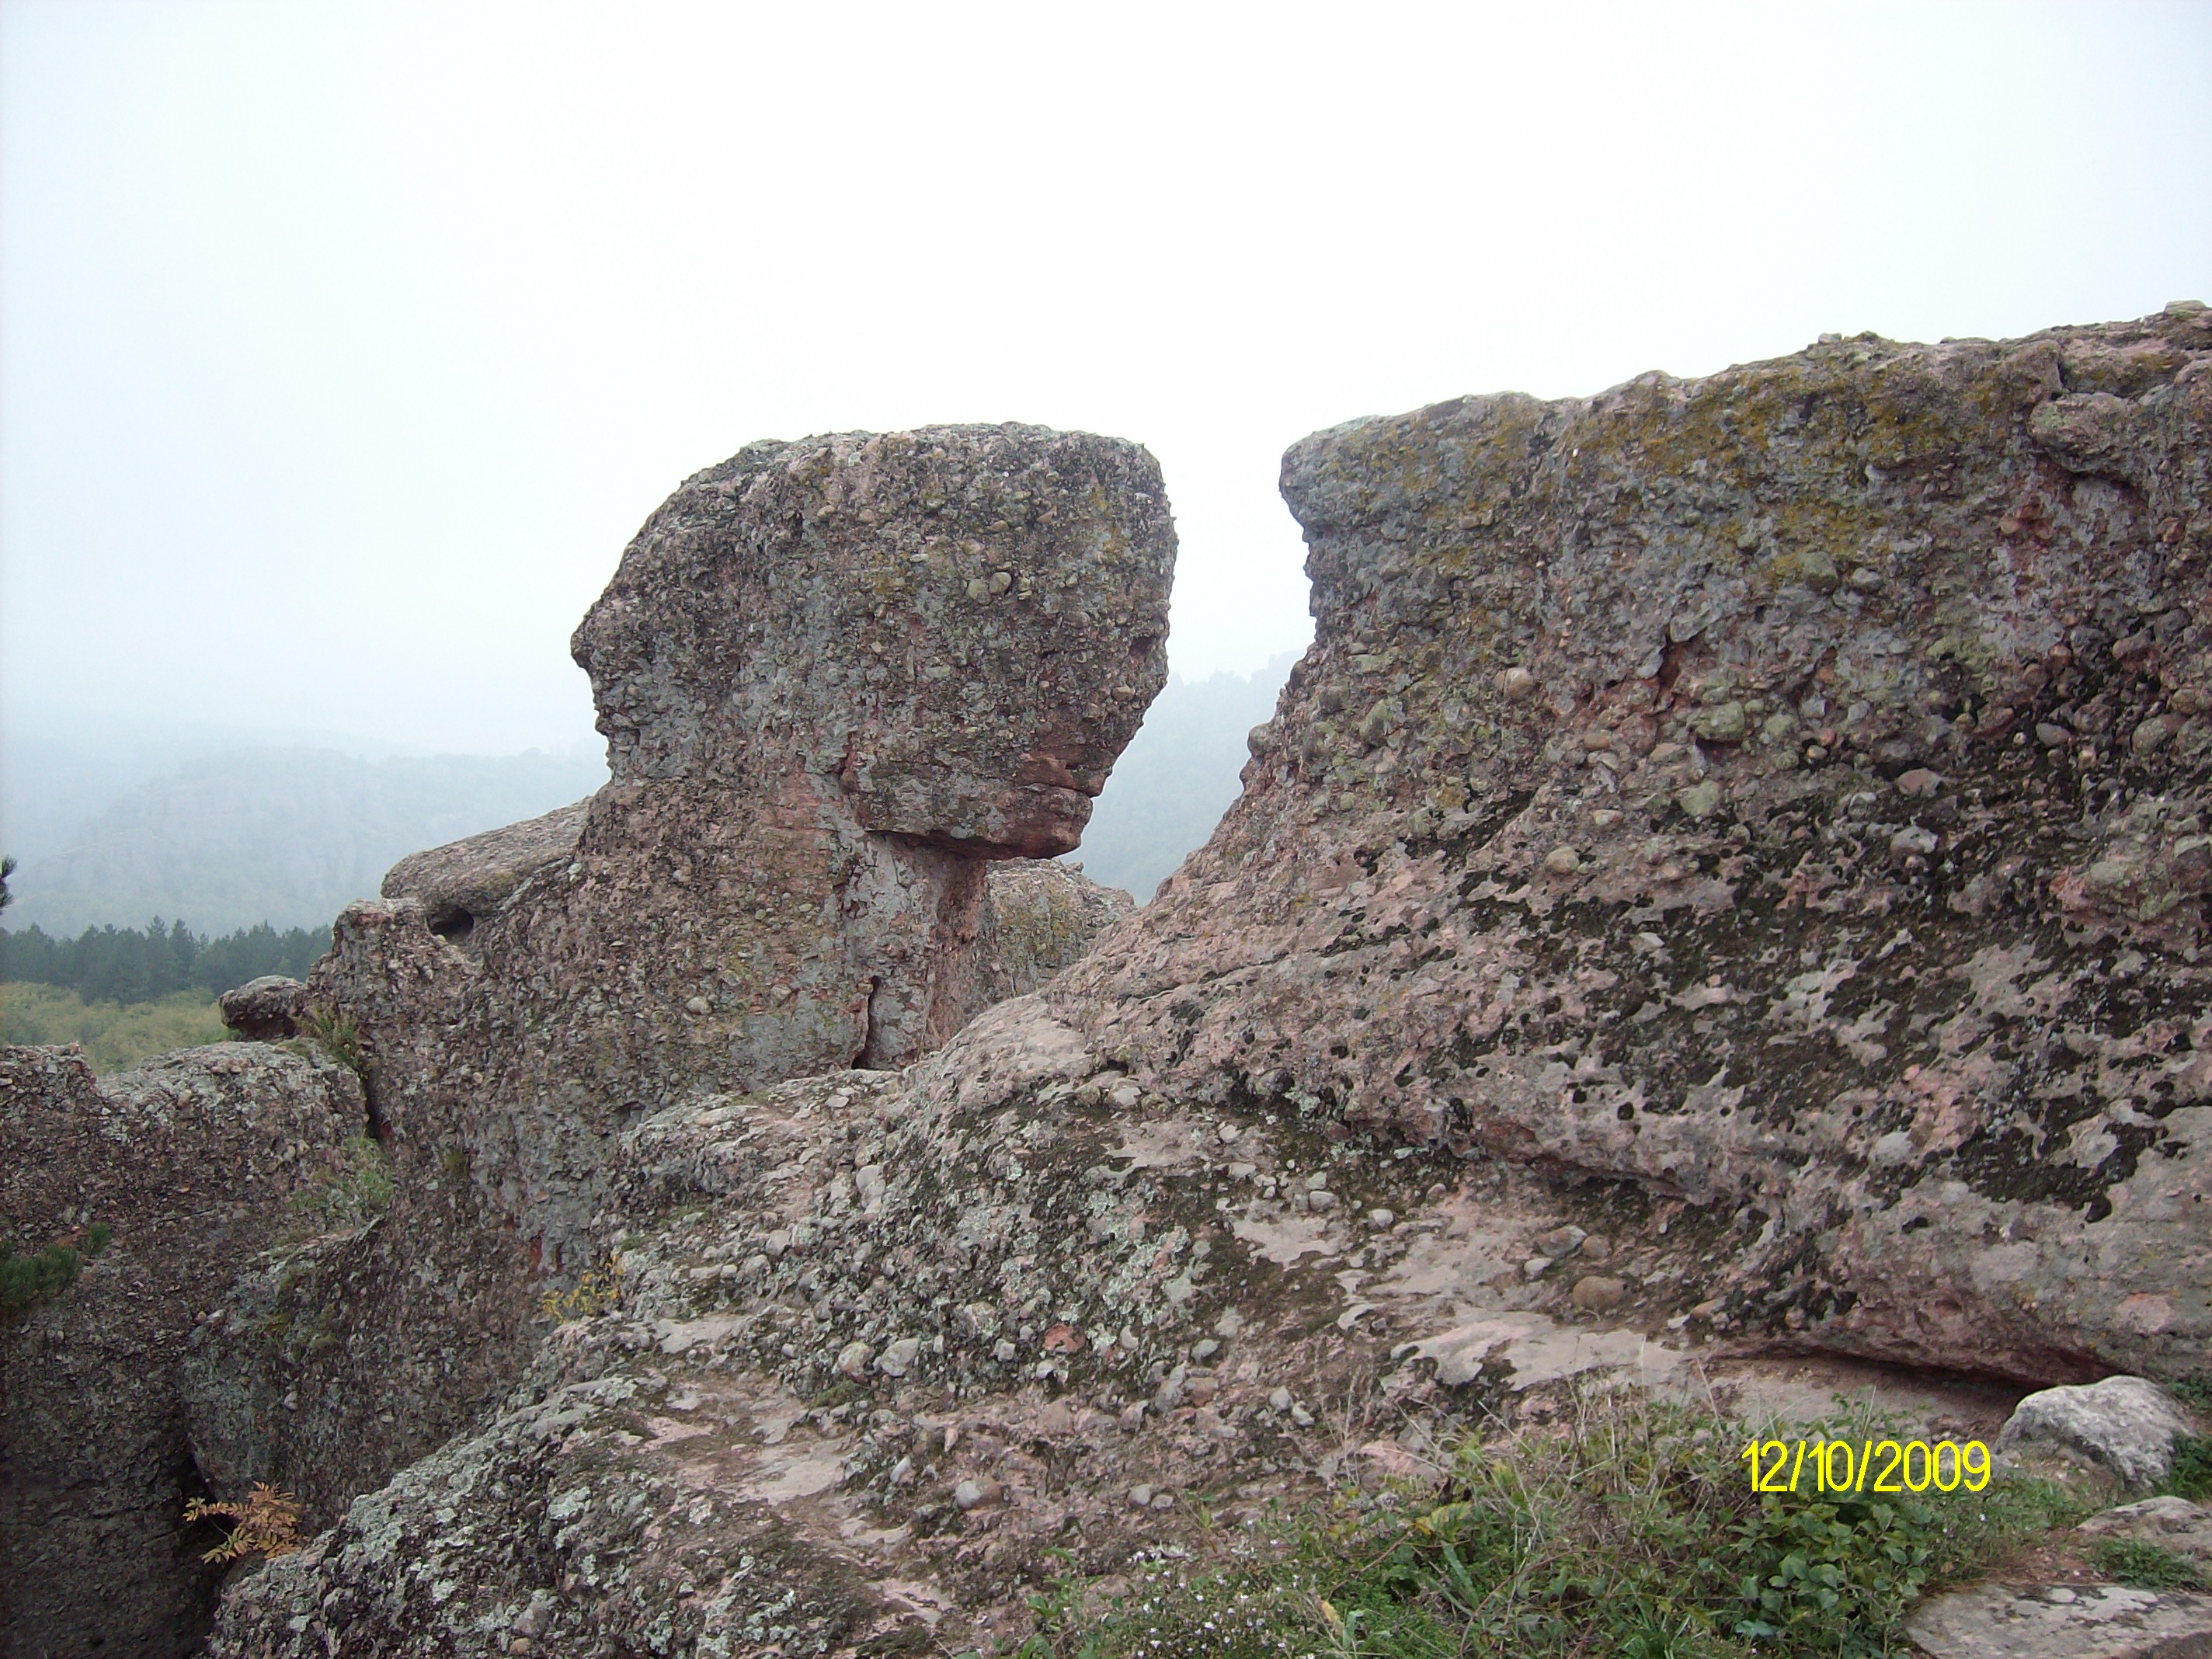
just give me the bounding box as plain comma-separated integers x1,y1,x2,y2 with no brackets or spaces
0,919,329,1003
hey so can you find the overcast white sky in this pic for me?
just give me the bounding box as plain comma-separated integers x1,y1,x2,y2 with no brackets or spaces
3,1,2208,756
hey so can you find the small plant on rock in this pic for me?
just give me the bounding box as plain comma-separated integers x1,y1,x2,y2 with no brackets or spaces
0,1222,111,1320
287,1133,393,1235
296,1003,367,1078
541,1258,624,1323
183,1483,304,1563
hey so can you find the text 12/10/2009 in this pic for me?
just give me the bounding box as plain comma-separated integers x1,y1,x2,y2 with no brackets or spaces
1741,1438,1991,1495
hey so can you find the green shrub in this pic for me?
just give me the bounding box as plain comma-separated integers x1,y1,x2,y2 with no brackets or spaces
0,983,227,1072
1,1223,112,1320
1023,1383,2082,1659
2089,1537,2207,1591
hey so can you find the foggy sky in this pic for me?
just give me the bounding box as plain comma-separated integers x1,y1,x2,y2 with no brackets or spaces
4,0,2208,756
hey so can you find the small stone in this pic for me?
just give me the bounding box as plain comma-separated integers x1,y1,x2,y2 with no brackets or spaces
1367,1209,1396,1230
1523,1255,1553,1279
889,1456,916,1486
1306,1188,1337,1212
1676,781,1723,819
953,1476,1000,1511
875,1336,921,1378
1889,826,1940,862
1589,809,1623,830
683,996,711,1015
2036,721,2075,749
1542,846,1583,876
1128,1483,1154,1508
2171,687,2210,715
1570,1275,1627,1313
1534,1225,1586,1256
1268,1386,1293,1413
1041,1323,1085,1355
1896,768,1942,798
2133,716,2178,756
993,1339,1017,1363
1501,666,1538,701
1191,1338,1220,1361
1869,1130,1917,1167
1289,1403,1314,1428
1577,1235,1610,1264
1689,701,1747,743
1226,1160,1257,1181
1152,1490,1176,1510
836,1340,875,1380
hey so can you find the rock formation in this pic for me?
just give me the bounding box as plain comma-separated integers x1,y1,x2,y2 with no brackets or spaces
179,424,1172,1539
21,314,2212,1657
1051,301,2212,1383
0,1044,363,1659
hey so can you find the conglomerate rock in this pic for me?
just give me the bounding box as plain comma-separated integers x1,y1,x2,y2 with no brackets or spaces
191,425,1172,1541
207,309,2212,1654
1049,303,2212,1385
0,1042,363,1659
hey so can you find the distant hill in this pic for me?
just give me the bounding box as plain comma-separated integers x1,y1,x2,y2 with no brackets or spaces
1069,656,1296,903
3,745,607,934
0,659,1292,933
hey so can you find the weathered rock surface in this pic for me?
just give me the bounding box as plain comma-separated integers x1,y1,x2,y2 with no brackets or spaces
1907,1580,2212,1659
0,1042,363,1659
379,797,593,939
978,859,1134,1004
1050,303,2212,1385
216,974,308,1041
188,426,1172,1549
1998,1375,2202,1488
2079,1495,2212,1564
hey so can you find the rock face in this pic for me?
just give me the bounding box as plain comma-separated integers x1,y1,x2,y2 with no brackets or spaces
190,425,1171,1539
1998,1375,2201,1488
1051,303,2212,1384
0,1042,363,1659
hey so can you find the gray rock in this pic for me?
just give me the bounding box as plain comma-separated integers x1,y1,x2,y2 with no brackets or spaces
1998,1376,2199,1489
1906,1581,2212,1659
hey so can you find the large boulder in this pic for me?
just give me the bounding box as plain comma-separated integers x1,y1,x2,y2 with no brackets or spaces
193,425,1174,1536
1048,303,2212,1384
0,1042,363,1659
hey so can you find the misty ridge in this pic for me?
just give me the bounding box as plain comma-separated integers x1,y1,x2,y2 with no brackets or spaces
0,658,1296,942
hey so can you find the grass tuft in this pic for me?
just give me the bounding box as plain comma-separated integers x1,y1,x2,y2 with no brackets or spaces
2089,1537,2207,1591
1018,1382,2082,1659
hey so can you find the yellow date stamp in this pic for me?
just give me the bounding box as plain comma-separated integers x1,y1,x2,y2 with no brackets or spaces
1741,1437,1991,1495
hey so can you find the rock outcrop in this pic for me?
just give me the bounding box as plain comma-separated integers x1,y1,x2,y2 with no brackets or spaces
1050,302,2212,1384
37,314,2212,1657
0,1043,363,1659
186,425,1172,1538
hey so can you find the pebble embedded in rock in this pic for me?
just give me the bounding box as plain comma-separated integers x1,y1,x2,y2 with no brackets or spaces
1542,847,1583,876
1570,1275,1627,1313
953,1476,1000,1511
